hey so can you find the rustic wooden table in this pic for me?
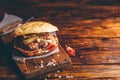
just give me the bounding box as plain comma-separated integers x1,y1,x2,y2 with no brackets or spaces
1,0,120,80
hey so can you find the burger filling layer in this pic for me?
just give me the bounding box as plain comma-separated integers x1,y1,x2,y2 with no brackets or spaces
14,32,58,56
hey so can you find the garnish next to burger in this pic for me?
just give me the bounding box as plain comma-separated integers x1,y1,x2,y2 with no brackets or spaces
13,21,59,57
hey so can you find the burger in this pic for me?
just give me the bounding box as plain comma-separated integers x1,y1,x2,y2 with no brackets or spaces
13,21,59,57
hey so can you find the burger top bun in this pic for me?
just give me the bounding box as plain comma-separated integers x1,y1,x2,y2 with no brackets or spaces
13,21,59,36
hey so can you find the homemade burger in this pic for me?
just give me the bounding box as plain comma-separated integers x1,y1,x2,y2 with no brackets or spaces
13,21,59,57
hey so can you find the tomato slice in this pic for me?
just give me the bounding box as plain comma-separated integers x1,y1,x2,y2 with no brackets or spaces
47,43,57,52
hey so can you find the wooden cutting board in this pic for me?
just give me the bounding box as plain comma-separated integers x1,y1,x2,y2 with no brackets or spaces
14,44,71,79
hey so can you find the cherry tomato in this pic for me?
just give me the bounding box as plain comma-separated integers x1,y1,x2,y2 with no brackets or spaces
66,46,76,57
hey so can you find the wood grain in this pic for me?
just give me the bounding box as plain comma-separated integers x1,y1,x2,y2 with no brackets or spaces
1,0,120,80
1,65,120,80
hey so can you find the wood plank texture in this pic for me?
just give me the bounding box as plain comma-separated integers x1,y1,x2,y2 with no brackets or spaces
1,65,120,80
1,0,120,80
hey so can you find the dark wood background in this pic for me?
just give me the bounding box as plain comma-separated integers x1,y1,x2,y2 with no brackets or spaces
1,0,120,80
0,0,120,20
